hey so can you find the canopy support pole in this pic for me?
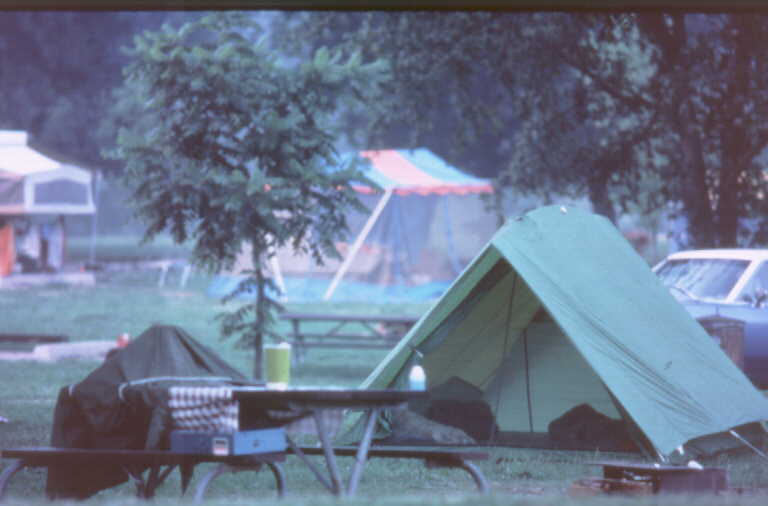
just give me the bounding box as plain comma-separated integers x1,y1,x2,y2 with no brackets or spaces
88,170,101,266
323,188,393,301
265,236,285,300
268,253,286,301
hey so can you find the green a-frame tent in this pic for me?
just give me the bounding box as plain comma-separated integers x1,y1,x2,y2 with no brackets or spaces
361,206,768,459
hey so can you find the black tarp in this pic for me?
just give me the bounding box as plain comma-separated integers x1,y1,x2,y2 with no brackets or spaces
46,324,258,499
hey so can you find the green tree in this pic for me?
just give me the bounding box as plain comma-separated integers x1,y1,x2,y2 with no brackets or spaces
503,13,661,225
491,12,768,247
271,11,522,179
519,13,768,247
111,13,388,378
272,12,651,223
635,13,768,247
274,12,768,248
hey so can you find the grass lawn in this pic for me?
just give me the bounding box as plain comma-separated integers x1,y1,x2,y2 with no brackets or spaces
66,234,194,264
2,270,768,505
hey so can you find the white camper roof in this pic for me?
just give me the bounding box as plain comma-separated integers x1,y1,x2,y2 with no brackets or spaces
0,130,95,215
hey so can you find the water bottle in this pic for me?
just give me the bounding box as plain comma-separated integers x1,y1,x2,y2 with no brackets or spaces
408,365,426,391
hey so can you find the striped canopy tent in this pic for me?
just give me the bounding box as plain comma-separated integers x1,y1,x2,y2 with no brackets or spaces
351,149,493,196
257,149,495,302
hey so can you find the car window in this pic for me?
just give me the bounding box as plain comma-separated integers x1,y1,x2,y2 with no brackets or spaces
740,261,768,303
655,258,749,301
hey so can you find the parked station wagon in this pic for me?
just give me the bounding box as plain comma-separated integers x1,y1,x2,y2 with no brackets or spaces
654,249,768,388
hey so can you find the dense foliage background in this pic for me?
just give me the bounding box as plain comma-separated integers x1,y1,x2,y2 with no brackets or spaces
3,10,768,248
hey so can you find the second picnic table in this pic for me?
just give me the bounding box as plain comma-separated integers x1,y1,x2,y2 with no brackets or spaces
279,312,420,362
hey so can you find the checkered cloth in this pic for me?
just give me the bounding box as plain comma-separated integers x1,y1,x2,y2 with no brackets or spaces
168,386,239,433
165,385,347,440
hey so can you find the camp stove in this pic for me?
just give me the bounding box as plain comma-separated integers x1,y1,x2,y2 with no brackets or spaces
170,427,286,456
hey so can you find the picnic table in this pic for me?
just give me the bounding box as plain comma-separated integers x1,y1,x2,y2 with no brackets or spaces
228,387,428,496
1,387,490,501
279,312,419,362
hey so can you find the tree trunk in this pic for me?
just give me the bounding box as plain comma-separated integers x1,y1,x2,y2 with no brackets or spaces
490,182,507,229
716,184,740,247
253,253,264,380
715,20,750,248
587,171,616,225
642,13,715,249
717,139,743,248
677,120,715,248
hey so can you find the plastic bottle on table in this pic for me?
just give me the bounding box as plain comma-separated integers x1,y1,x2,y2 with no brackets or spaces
409,365,426,391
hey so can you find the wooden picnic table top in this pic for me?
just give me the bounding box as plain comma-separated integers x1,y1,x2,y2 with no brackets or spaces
279,312,419,325
233,387,427,410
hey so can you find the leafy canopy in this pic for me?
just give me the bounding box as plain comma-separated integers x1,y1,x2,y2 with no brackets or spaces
112,13,388,376
274,12,768,249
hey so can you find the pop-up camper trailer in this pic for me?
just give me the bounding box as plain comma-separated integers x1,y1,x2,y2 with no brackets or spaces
0,130,95,276
359,206,768,459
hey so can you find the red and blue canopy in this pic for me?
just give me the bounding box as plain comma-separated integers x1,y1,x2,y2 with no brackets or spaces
352,149,493,196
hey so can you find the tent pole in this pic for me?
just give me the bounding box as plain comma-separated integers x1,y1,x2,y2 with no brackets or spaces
323,188,394,301
730,429,768,461
523,329,534,433
491,271,518,443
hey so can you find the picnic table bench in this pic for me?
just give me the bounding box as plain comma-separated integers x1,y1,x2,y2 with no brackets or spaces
0,445,489,501
0,446,285,502
279,312,419,362
0,334,68,345
0,334,68,352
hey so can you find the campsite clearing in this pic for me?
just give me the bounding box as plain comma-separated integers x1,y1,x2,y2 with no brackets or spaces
2,247,768,504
